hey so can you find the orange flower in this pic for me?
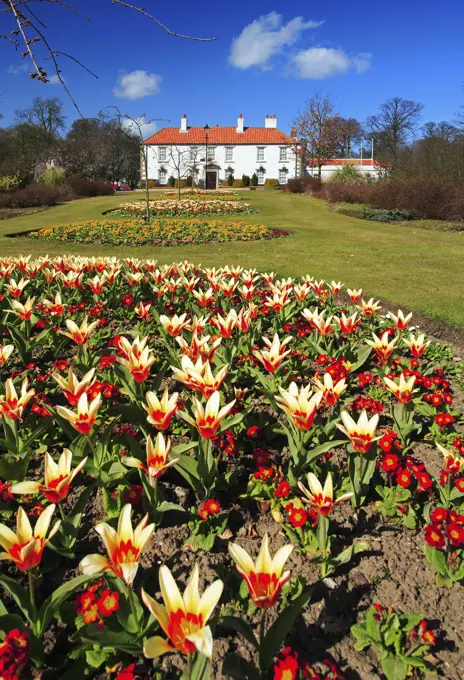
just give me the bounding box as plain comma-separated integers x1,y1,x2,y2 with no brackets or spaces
253,334,292,373
123,433,179,486
52,367,97,406
0,505,60,571
61,316,99,345
178,391,235,439
11,449,88,503
56,391,101,435
142,389,179,430
0,378,35,421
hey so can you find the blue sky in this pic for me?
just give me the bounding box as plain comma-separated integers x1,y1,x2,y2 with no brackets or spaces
1,0,463,136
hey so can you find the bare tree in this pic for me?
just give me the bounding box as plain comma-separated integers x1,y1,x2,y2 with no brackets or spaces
15,96,65,135
365,97,424,162
167,146,192,200
292,91,347,179
1,0,215,114
338,117,363,158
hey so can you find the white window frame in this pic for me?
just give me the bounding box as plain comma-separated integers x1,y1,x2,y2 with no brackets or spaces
257,147,265,162
279,147,288,162
190,146,198,160
207,146,215,160
278,169,287,185
158,147,167,161
159,169,167,185
257,169,265,185
225,147,234,162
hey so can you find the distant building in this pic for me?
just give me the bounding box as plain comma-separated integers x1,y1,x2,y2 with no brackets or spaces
142,114,297,188
306,158,391,180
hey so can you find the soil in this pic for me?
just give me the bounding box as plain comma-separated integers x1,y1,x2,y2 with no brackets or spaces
0,206,50,220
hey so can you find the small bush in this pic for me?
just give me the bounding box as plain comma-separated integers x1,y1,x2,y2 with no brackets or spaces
69,179,114,197
251,173,258,187
184,176,193,187
362,208,413,222
242,175,250,187
321,181,373,204
264,178,279,188
140,179,158,189
0,184,67,208
167,175,176,187
286,177,322,194
331,164,365,183
369,178,464,221
232,179,244,188
0,173,22,193
41,167,66,186
227,174,234,187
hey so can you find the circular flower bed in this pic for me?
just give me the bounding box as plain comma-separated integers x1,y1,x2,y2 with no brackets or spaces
111,199,257,217
28,218,289,246
161,190,241,201
0,256,462,678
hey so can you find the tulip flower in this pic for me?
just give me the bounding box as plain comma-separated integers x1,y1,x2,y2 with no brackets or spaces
192,288,215,307
384,373,417,404
253,334,292,373
404,333,431,358
335,312,359,335
347,288,362,303
42,292,64,316
0,344,14,367
0,378,35,421
211,310,237,338
337,410,379,454
142,388,178,430
366,331,398,364
298,472,353,516
53,367,96,406
275,382,323,431
142,564,223,659
56,391,101,435
176,332,222,362
228,534,293,608
61,316,99,345
329,281,343,295
5,277,29,298
117,336,156,383
293,283,312,301
312,373,347,407
389,309,412,330
357,298,382,317
11,296,35,321
171,356,228,398
0,505,60,571
59,271,83,288
437,443,462,474
88,274,108,295
159,313,190,337
123,433,178,486
265,291,291,313
178,391,235,439
11,450,88,503
302,308,333,336
80,504,155,586
134,302,152,320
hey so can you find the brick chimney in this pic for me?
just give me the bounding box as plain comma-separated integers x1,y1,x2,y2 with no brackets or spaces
180,114,188,132
236,113,244,133
265,114,277,129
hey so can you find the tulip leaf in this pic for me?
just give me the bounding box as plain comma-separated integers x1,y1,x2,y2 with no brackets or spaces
218,412,244,434
351,345,372,372
181,653,211,680
38,574,91,636
0,575,37,627
217,615,259,648
260,588,313,670
172,441,198,455
222,653,261,680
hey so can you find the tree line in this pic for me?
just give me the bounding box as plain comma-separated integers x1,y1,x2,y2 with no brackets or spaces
0,97,141,186
292,91,464,186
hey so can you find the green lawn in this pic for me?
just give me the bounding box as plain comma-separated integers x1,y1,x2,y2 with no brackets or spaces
1,190,463,326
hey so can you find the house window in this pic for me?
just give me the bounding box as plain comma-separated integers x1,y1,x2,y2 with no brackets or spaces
257,169,265,185
279,147,288,161
225,147,234,162
207,147,215,160
257,147,265,161
158,147,167,161
279,169,287,185
190,146,198,160
159,169,167,185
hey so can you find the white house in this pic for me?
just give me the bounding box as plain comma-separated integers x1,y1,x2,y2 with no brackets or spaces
142,114,296,188
306,158,391,180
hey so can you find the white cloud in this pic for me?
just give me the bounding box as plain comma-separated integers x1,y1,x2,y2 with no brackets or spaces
7,63,29,74
121,116,157,139
113,70,162,100
47,74,64,85
293,47,372,79
229,12,323,70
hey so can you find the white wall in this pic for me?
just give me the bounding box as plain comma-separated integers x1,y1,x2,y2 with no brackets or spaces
306,164,384,181
144,143,297,186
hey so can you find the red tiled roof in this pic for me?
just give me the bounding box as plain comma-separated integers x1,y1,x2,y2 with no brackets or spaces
143,126,294,145
306,158,391,168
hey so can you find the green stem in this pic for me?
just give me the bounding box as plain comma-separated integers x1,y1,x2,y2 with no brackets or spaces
28,571,35,609
127,585,139,630
187,653,192,680
259,608,267,677
58,503,66,521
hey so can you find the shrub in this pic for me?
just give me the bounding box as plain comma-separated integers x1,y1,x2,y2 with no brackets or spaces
242,174,250,187
69,179,114,197
331,164,365,183
369,178,464,221
41,166,66,186
251,173,258,187
167,175,176,187
0,184,67,208
362,208,413,222
140,179,158,189
185,175,193,187
264,178,279,188
286,177,322,194
321,181,373,204
232,179,244,188
227,174,234,187
0,173,22,193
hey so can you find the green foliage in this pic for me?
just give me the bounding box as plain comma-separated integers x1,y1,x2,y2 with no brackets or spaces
41,166,66,186
167,175,176,187
331,163,365,183
251,172,258,186
362,207,413,222
264,178,279,188
0,173,22,193
242,174,250,187
227,173,234,187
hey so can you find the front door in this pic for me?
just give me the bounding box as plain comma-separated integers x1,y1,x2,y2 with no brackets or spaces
206,171,217,189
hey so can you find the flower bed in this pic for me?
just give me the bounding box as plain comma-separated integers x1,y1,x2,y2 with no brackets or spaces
112,199,257,217
161,190,241,200
27,219,288,246
0,256,462,679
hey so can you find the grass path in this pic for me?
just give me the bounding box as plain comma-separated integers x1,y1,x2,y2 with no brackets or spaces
1,191,463,326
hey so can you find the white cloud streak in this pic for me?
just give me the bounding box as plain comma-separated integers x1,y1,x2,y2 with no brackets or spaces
293,47,372,79
113,70,162,100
